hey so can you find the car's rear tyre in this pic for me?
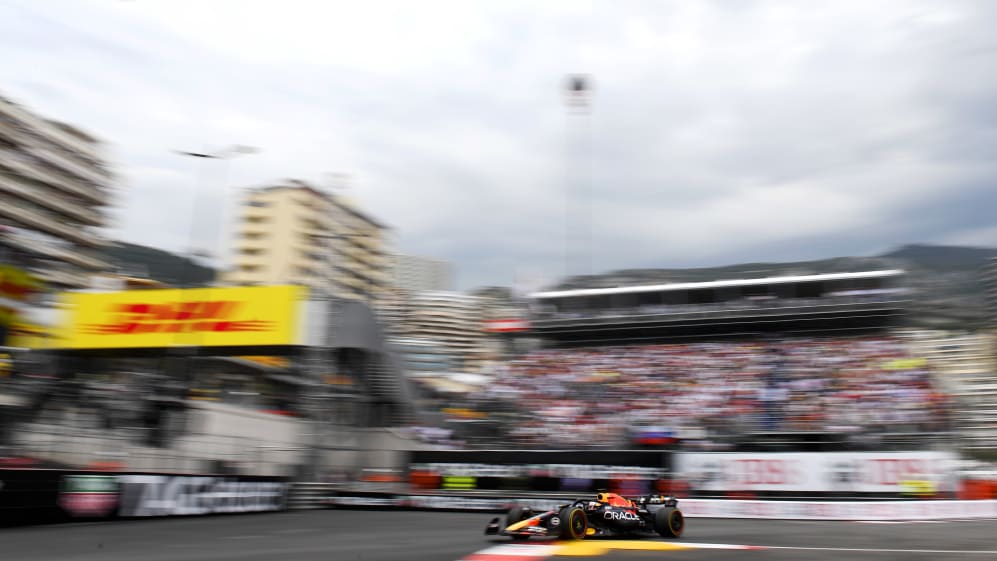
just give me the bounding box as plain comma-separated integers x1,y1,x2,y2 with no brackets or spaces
558,506,587,540
654,507,684,538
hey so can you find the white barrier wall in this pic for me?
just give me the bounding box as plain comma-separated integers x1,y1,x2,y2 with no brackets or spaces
190,401,304,447
322,493,997,521
676,451,958,494
679,499,997,520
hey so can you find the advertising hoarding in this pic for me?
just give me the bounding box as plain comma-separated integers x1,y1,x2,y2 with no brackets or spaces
676,451,958,494
54,285,306,349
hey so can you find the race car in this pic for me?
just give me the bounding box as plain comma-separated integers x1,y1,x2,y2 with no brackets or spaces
484,492,684,540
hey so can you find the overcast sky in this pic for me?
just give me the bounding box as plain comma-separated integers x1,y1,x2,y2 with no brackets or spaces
3,0,996,291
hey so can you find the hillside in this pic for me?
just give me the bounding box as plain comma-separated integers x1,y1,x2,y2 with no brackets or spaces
880,244,997,271
553,244,997,330
104,242,215,286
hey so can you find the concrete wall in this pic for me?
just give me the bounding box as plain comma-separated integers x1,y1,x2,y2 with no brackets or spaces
13,400,424,479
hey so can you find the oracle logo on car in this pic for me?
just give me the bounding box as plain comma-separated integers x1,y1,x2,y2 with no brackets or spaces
603,510,640,521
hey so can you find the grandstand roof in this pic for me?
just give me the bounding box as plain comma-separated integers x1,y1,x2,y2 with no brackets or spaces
530,269,905,299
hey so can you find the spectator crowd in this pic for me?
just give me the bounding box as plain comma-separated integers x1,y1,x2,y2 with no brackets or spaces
475,336,951,449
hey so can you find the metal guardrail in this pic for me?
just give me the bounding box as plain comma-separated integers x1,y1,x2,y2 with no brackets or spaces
287,482,340,509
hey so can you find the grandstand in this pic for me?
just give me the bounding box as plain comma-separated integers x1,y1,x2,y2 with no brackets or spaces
487,337,950,451
529,270,908,346
449,269,963,452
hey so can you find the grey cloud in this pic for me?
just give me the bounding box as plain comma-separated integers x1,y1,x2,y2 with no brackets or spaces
2,0,996,290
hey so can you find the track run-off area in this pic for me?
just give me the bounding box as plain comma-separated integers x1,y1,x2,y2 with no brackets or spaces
1,510,995,561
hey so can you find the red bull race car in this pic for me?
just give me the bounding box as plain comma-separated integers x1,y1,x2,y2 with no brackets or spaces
485,492,684,540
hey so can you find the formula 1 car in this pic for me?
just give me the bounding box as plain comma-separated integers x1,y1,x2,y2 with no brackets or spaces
484,492,684,540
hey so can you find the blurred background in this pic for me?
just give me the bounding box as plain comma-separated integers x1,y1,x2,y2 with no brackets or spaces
2,0,997,518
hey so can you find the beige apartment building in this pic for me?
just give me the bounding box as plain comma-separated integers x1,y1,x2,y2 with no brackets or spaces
225,180,389,302
404,291,486,372
0,93,112,289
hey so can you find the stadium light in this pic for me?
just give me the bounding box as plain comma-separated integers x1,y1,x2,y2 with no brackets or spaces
174,145,261,287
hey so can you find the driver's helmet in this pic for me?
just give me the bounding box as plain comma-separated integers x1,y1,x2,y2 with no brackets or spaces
596,492,633,508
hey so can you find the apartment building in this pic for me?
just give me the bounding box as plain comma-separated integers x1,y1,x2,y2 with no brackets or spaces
405,291,486,372
392,254,453,293
901,329,997,451
0,93,112,289
329,189,390,302
225,180,389,301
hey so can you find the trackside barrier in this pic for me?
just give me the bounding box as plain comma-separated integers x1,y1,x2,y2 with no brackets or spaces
1,469,288,526
323,492,997,520
408,450,672,493
678,499,997,520
287,482,338,509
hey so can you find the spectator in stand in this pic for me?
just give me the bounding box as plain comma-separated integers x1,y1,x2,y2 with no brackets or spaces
475,336,950,448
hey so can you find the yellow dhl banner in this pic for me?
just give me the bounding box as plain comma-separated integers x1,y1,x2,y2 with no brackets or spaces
55,285,305,349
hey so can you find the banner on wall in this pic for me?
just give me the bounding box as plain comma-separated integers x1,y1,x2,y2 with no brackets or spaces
678,498,997,520
54,285,306,349
675,451,958,494
116,475,287,517
59,474,119,517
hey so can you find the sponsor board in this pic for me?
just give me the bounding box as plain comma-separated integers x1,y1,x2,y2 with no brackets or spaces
676,451,958,493
321,492,997,521
403,496,572,513
326,494,568,513
410,463,665,480
404,496,511,511
328,496,401,507
59,475,118,517
679,499,997,521
117,475,286,517
55,285,305,349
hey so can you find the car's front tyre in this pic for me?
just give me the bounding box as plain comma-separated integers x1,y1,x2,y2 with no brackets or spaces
558,506,587,540
506,506,530,527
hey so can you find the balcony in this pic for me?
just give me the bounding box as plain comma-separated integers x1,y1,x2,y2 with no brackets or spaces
0,119,19,145
29,143,107,188
240,204,271,219
0,174,102,225
66,249,108,271
0,202,104,248
239,223,269,237
0,101,100,164
32,266,90,288
1,229,72,261
1,148,102,202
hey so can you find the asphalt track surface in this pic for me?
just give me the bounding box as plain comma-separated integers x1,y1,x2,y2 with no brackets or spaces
2,510,995,561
